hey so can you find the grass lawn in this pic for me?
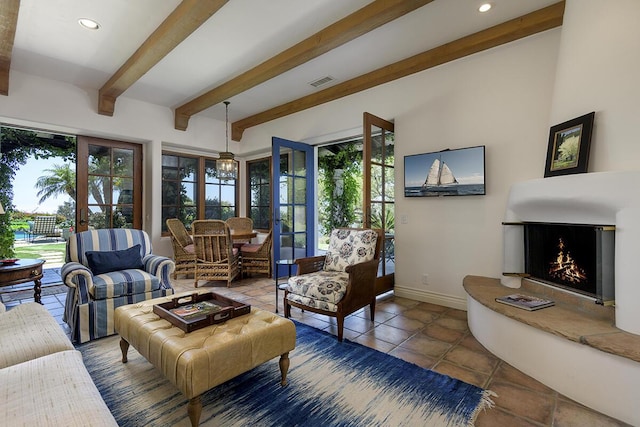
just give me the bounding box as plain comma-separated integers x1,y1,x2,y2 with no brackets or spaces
13,242,66,262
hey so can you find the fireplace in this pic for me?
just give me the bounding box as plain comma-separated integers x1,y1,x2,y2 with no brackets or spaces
499,171,640,335
507,222,616,304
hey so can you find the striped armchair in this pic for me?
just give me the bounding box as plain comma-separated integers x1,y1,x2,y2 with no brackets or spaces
61,229,174,343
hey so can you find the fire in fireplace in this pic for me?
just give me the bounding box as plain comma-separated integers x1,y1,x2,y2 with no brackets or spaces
522,222,615,303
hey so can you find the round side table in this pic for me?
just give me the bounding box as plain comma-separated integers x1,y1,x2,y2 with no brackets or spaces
0,259,46,304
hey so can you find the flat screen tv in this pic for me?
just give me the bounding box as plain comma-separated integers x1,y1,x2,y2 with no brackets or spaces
404,145,486,197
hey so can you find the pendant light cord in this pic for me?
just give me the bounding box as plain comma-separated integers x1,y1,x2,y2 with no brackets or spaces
224,101,230,151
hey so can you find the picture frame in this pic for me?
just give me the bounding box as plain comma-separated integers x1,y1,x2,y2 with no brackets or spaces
544,112,595,177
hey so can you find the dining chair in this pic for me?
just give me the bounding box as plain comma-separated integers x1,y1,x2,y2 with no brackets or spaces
225,217,254,247
239,230,273,277
192,220,240,287
165,218,196,279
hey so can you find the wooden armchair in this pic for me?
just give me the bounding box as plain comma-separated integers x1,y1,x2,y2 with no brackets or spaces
192,220,240,287
166,218,196,279
284,228,383,341
240,230,273,277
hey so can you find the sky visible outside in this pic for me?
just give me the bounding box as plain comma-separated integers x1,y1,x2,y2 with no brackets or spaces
12,156,72,214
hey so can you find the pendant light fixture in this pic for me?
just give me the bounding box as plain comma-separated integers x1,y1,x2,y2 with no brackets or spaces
216,101,237,180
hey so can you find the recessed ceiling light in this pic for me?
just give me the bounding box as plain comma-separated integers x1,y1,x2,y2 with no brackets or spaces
478,3,492,13
78,18,100,30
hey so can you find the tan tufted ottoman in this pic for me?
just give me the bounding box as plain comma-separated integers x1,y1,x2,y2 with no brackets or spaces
114,292,296,426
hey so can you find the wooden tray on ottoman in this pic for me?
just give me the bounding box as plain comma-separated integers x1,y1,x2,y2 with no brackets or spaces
153,292,251,332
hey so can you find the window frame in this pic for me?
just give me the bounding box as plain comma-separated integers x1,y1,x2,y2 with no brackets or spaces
161,151,239,235
245,156,272,232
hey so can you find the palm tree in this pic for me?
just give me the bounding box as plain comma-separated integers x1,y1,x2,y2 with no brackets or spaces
35,163,76,204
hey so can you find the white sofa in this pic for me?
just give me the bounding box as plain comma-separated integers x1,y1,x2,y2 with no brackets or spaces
0,302,117,426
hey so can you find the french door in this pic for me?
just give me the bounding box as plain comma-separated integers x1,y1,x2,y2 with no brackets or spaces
76,136,142,231
363,113,395,294
271,137,314,277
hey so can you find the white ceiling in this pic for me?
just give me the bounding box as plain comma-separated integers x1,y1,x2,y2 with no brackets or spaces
9,0,559,123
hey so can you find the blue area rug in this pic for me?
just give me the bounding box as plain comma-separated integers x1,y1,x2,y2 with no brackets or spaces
78,321,494,426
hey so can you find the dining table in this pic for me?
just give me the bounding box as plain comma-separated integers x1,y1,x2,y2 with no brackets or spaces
229,230,258,241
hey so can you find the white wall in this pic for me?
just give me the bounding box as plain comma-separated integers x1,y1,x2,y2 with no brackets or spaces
549,0,640,172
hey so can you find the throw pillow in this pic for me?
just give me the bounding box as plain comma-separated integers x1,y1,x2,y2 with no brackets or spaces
86,244,144,275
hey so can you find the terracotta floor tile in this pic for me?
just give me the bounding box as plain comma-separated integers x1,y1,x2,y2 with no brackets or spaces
382,315,425,332
414,301,449,313
351,334,397,353
362,323,413,345
442,308,468,320
492,362,554,394
399,308,440,323
433,316,469,332
488,381,555,425
475,406,541,427
443,345,499,374
343,316,377,334
432,360,489,388
398,334,451,358
457,333,490,353
421,323,465,343
388,346,437,370
553,399,631,427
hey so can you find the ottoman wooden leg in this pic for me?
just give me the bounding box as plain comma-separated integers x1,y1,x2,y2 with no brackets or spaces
120,338,130,363
187,395,202,427
279,352,290,386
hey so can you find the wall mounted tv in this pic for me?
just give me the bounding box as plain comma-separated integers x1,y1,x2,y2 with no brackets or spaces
404,145,486,197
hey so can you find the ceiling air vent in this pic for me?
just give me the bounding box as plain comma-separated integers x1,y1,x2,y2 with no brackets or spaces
308,75,335,88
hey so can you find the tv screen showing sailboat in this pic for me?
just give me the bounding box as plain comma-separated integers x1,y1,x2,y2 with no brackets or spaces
404,146,485,197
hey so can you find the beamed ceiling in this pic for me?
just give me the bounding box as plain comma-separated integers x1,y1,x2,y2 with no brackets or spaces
1,0,564,141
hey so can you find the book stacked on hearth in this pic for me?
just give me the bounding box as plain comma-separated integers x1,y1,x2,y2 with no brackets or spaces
495,293,555,311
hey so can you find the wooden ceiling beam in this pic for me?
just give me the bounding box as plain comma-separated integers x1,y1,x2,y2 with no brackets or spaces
0,0,20,96
98,0,229,116
174,0,435,131
232,1,565,141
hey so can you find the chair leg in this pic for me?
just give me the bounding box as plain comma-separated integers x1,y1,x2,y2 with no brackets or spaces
369,300,376,322
337,315,344,342
284,295,291,319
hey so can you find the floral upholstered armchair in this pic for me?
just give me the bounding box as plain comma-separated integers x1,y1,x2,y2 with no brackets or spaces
61,228,175,343
284,228,383,341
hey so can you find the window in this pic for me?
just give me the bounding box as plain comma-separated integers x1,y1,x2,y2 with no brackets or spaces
246,157,271,230
162,153,237,232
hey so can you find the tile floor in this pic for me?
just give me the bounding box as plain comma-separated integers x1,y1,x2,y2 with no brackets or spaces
4,274,630,426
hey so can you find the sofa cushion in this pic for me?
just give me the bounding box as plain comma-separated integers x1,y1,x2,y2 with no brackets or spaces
323,229,379,272
0,350,118,426
90,269,161,300
0,303,74,369
86,244,144,275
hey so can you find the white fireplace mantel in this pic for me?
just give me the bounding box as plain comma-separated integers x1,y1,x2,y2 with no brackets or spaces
502,170,640,334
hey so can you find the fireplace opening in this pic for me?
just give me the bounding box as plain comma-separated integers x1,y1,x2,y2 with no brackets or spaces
523,223,615,304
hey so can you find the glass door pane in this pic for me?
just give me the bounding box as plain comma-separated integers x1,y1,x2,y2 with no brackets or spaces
363,113,395,294
76,136,142,231
272,137,314,278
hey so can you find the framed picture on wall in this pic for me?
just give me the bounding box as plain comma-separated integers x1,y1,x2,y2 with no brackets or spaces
544,112,595,177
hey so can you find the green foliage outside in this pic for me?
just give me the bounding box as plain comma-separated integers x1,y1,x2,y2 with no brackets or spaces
318,144,363,237
0,127,75,258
